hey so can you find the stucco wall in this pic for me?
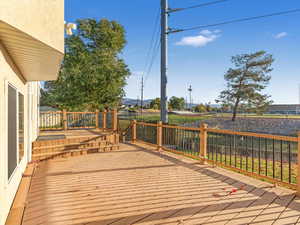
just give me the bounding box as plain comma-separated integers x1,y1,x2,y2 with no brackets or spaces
0,0,64,52
0,42,39,225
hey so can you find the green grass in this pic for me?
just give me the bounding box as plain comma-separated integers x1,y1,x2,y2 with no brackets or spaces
133,114,211,125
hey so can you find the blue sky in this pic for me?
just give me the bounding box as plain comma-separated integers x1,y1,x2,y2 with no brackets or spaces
65,0,300,104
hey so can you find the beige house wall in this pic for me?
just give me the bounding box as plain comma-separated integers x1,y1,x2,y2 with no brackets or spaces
0,1,64,224
0,0,64,52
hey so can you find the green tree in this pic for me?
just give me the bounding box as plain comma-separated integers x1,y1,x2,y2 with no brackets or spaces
169,96,185,110
216,51,274,121
42,19,130,111
150,98,160,110
193,104,207,113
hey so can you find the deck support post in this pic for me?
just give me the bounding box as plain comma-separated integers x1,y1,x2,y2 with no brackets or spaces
63,109,67,131
103,110,107,130
112,109,118,132
297,132,300,196
132,120,137,143
157,121,163,151
200,123,208,164
95,110,99,129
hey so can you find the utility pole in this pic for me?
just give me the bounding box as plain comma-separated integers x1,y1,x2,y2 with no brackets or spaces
188,85,192,111
140,76,144,115
160,0,168,123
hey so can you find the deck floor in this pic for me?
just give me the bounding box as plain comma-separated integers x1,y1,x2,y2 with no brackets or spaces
22,143,300,225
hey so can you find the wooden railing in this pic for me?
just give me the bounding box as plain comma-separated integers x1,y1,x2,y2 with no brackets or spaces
121,120,300,194
39,110,118,131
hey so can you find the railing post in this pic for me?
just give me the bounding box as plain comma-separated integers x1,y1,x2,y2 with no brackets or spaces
95,110,99,129
63,109,67,131
103,110,107,130
112,109,118,132
200,123,208,164
297,132,300,196
132,120,137,143
157,121,162,151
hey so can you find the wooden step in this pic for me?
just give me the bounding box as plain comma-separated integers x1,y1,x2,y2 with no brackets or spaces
32,145,120,161
32,141,110,154
33,135,108,148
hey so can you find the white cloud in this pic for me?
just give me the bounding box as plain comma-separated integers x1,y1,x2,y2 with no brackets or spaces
274,32,288,39
175,30,221,48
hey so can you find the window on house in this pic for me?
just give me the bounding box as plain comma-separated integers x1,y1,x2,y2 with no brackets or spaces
18,93,24,162
7,84,17,179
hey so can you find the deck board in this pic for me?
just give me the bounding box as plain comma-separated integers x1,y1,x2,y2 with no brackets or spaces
21,143,300,225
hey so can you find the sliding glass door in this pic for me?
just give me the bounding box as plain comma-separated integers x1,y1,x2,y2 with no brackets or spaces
7,84,17,179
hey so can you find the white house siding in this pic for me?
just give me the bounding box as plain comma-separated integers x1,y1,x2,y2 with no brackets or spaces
0,42,39,225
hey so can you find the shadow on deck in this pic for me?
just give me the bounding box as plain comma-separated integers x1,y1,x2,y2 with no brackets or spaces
10,143,300,225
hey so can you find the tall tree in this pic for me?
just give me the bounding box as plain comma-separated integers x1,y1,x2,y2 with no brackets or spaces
43,19,130,111
169,96,185,110
150,98,160,110
216,51,274,121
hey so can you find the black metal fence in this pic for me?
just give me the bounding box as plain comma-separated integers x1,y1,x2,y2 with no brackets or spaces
67,112,96,128
136,123,157,145
207,131,298,185
162,126,200,157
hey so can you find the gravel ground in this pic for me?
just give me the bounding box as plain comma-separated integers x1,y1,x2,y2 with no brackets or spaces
186,117,300,136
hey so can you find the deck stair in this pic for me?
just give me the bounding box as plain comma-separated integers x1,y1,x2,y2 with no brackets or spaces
32,133,119,161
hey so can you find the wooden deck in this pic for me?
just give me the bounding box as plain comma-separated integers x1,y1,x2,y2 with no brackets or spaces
21,143,300,225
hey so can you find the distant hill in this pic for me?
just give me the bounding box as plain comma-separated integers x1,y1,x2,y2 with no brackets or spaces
122,98,221,108
122,98,152,107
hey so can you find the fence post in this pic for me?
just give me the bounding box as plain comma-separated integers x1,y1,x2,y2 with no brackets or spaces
103,110,107,130
132,120,137,143
200,123,208,164
297,132,300,196
157,121,162,151
95,110,99,129
63,109,67,131
112,109,118,132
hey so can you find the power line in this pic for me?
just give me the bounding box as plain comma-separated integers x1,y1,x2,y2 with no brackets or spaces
169,8,300,34
142,7,160,78
168,0,229,13
144,41,161,85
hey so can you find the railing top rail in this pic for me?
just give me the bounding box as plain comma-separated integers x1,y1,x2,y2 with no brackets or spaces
162,124,201,131
207,128,298,142
136,121,158,127
40,111,63,113
134,120,298,142
66,112,95,114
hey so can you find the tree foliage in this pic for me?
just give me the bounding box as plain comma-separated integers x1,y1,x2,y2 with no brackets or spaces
216,51,274,121
169,96,185,110
193,104,207,113
149,98,160,110
41,19,130,111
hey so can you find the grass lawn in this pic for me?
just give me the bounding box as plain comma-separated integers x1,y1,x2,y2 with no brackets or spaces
129,114,212,125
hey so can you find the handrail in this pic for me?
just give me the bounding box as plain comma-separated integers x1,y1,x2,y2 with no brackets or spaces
136,122,158,127
135,120,297,142
206,128,298,142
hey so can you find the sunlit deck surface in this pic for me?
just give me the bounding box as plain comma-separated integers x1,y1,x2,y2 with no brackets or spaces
22,143,300,225
38,129,111,141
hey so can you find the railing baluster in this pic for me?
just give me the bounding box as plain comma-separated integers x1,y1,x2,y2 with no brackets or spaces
280,140,283,181
265,138,268,177
258,137,261,175
288,142,291,184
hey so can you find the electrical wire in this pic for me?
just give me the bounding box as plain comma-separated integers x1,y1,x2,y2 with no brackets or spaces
169,8,300,33
169,0,229,13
